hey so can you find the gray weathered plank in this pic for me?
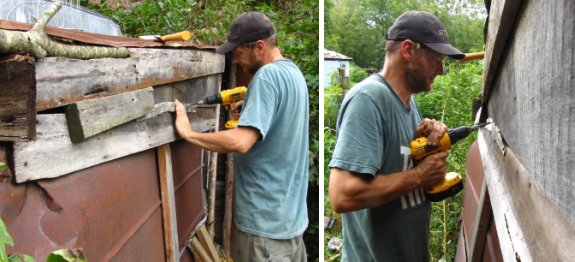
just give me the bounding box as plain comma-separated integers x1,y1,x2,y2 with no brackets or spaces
480,0,522,121
478,128,575,262
65,87,155,143
0,55,36,141
13,108,216,182
486,0,575,227
35,48,224,111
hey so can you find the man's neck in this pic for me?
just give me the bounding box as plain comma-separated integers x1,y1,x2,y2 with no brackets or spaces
380,59,413,108
262,47,284,65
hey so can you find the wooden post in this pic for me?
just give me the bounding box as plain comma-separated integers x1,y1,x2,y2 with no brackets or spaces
158,144,179,262
198,225,221,262
207,105,221,237
468,180,491,262
0,55,36,141
222,62,238,256
189,236,213,262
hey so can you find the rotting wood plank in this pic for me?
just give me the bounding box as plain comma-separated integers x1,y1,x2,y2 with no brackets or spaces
65,87,154,143
198,225,221,262
0,55,36,141
13,109,216,182
189,236,213,262
222,154,234,256
468,181,491,262
35,48,224,111
158,144,179,262
480,0,522,121
478,128,575,262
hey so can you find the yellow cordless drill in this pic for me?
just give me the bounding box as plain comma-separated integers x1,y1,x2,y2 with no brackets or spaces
197,86,247,129
410,123,488,202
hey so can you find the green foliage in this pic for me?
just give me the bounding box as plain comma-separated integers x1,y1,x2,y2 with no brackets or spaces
0,218,14,262
417,61,483,260
46,249,86,262
325,0,486,69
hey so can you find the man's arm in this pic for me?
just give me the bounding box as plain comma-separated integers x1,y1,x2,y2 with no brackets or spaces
174,99,259,153
329,151,448,213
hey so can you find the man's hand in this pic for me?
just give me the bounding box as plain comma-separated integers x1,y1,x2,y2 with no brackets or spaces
174,99,193,139
416,118,447,146
412,151,448,187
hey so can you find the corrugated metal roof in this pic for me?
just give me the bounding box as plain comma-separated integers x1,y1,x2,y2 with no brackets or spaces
0,19,216,50
324,49,352,60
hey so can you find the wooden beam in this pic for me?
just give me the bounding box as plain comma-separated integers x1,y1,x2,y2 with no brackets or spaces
65,87,154,143
158,144,179,262
35,48,224,111
0,55,36,141
13,108,215,182
222,153,234,256
188,236,213,262
478,128,575,261
480,0,522,121
207,105,221,237
198,225,221,262
467,180,491,262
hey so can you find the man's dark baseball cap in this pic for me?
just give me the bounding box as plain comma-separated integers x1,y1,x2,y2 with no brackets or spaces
216,11,275,54
386,11,464,60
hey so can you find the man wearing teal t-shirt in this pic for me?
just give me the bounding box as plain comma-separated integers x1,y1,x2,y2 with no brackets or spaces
174,12,308,262
329,11,465,261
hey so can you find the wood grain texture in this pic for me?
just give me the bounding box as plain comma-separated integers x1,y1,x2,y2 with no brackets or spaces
13,108,215,182
480,0,522,121
158,144,179,262
35,48,224,110
0,55,36,141
65,87,154,143
486,0,575,227
478,129,575,262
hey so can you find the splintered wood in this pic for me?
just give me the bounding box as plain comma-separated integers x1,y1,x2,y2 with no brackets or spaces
0,55,36,141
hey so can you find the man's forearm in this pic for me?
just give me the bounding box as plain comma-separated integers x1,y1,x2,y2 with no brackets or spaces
329,168,422,213
181,127,258,154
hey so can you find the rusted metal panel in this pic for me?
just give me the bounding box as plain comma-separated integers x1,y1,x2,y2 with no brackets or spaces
456,141,503,262
2,148,166,261
0,19,215,50
462,141,483,251
170,139,207,248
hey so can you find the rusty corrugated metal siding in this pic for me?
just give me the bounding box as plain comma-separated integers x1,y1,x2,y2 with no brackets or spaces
1,140,207,261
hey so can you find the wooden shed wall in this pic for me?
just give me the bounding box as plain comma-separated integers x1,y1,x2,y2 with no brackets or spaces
0,40,225,260
477,0,575,261
486,0,575,227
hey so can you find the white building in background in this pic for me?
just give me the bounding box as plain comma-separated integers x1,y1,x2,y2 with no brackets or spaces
323,49,352,88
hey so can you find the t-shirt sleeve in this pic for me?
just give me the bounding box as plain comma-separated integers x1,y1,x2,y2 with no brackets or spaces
329,91,385,176
237,76,277,139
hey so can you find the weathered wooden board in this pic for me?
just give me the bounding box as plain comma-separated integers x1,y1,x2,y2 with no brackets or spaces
486,0,575,228
0,55,36,141
13,108,215,182
158,144,179,262
35,48,224,110
65,87,155,143
478,128,575,262
480,0,522,121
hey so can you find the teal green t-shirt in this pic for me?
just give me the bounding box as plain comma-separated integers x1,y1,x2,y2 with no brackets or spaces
329,74,431,261
233,59,309,239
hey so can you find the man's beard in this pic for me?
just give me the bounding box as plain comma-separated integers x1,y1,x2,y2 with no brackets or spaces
405,58,430,93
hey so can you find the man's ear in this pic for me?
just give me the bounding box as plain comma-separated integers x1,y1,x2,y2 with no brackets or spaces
255,40,267,52
401,40,417,61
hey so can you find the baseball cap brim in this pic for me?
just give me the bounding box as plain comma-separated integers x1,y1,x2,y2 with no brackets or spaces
423,42,465,60
216,41,238,54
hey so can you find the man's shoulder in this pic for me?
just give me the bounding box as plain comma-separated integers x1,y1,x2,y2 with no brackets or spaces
347,75,393,100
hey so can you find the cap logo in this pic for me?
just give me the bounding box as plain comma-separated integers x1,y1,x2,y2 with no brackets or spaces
438,30,448,37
